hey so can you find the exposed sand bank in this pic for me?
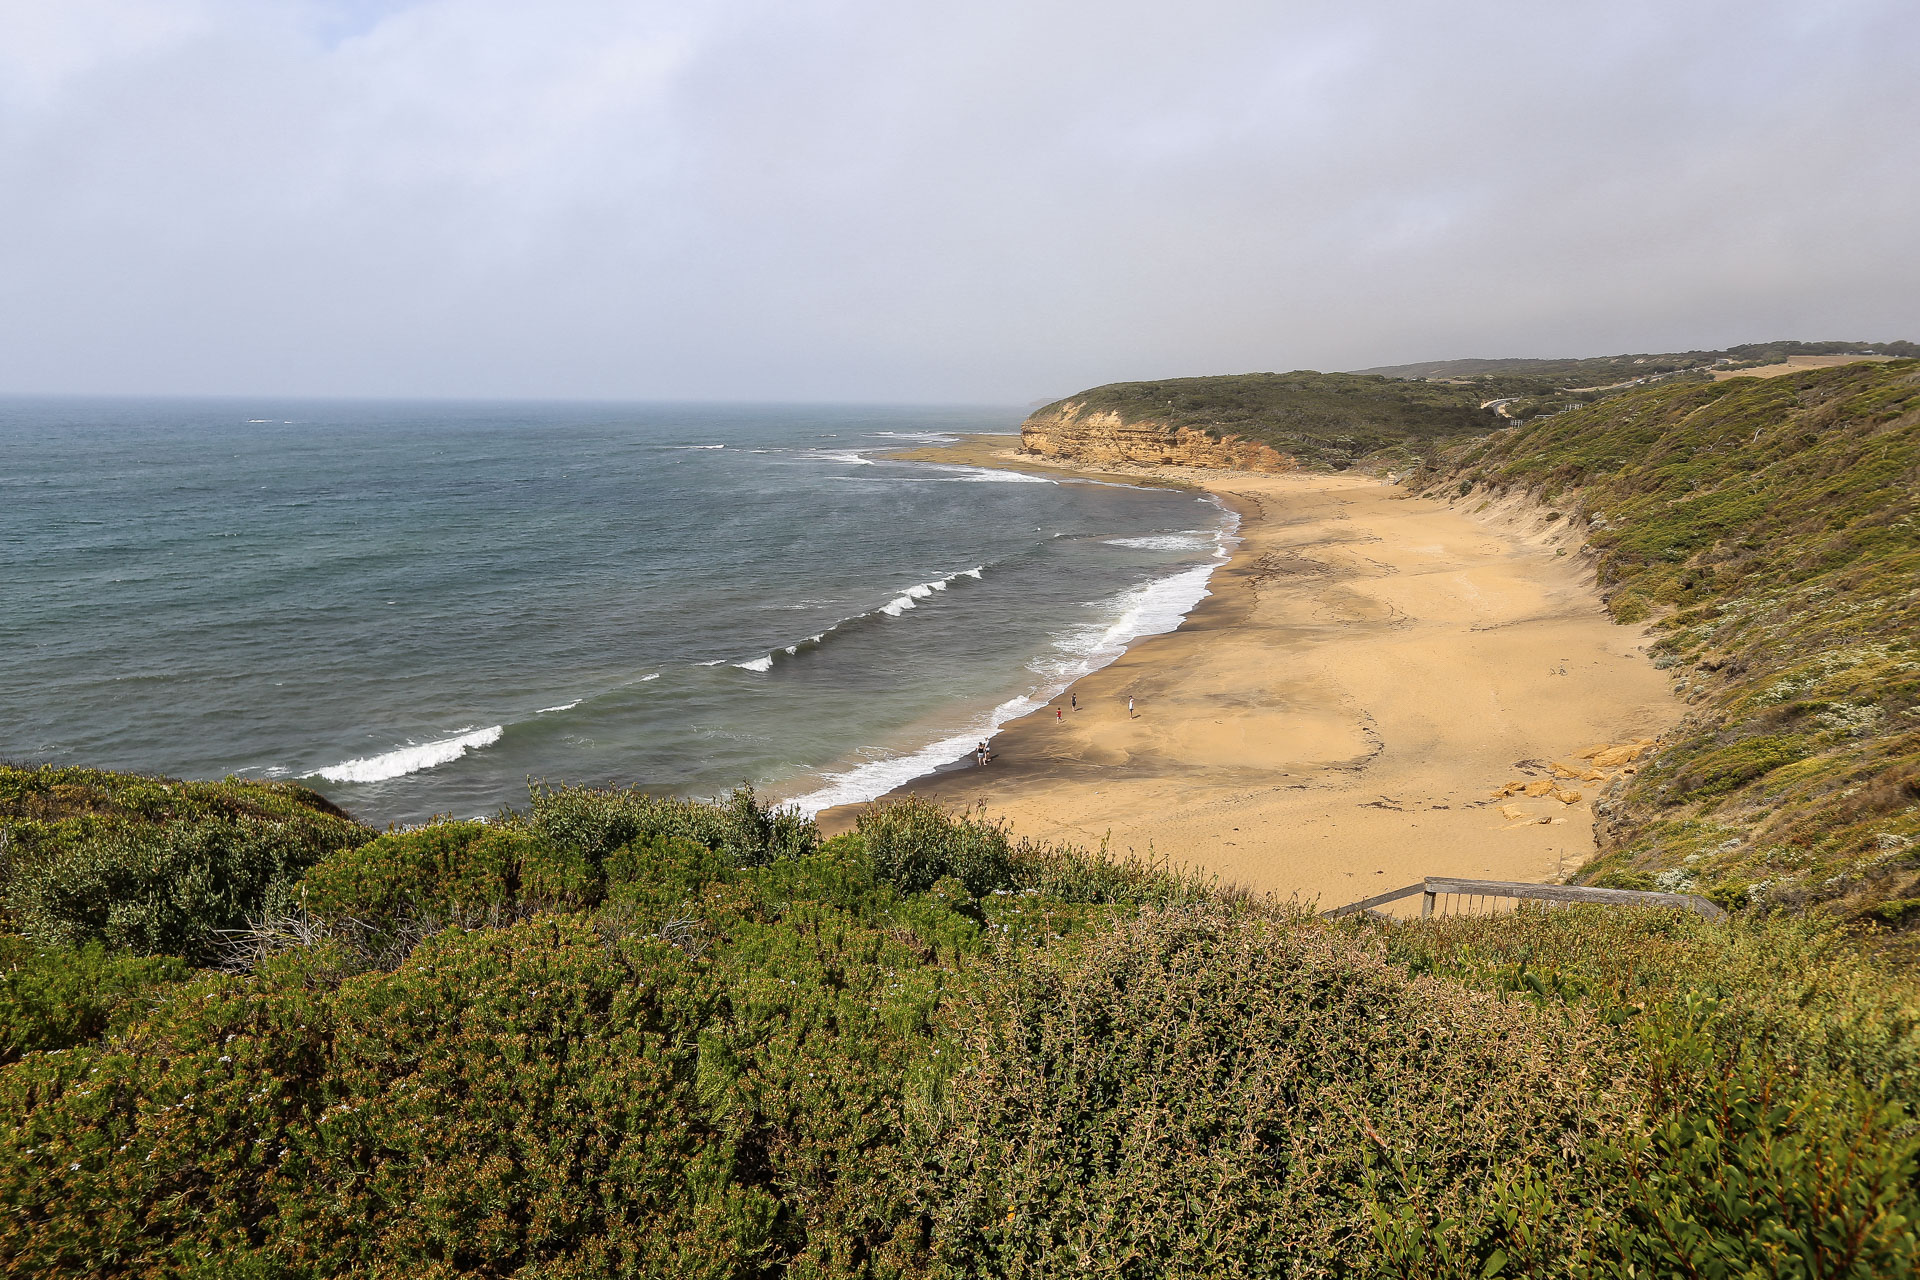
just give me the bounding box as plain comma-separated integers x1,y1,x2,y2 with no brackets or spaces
823,437,1682,912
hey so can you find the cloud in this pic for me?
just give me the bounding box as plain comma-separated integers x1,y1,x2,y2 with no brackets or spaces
0,0,1914,401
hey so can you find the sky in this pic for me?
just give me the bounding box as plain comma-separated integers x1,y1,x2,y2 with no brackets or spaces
2,0,1916,403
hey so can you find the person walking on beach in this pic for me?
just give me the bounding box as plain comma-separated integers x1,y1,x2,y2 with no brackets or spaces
1127,696,1135,718
1071,693,1077,711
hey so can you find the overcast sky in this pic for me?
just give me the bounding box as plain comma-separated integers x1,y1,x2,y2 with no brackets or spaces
3,0,1916,403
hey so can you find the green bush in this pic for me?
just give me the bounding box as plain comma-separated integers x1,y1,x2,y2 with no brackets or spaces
8,774,1920,1275
902,903,1640,1276
1601,997,1920,1279
855,796,1015,895
299,820,597,923
0,938,190,1062
604,833,735,907
5,817,365,962
528,782,817,868
0,855,982,1275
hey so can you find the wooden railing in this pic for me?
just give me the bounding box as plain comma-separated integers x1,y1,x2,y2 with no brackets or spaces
1324,876,1726,921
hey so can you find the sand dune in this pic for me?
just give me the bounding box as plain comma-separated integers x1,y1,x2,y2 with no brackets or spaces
826,438,1681,911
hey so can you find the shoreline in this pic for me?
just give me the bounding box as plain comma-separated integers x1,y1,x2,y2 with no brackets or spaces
784,435,1245,815
820,436,1682,909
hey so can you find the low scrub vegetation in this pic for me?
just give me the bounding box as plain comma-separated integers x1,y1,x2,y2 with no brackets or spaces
4,766,1918,1275
1030,371,1503,470
1420,359,1920,934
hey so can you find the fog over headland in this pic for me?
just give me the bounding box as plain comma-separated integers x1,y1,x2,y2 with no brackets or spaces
3,0,1915,403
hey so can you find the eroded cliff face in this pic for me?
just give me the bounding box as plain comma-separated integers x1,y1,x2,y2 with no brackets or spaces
1019,401,1296,472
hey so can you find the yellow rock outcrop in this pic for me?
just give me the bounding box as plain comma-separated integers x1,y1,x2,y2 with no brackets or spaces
1020,401,1296,472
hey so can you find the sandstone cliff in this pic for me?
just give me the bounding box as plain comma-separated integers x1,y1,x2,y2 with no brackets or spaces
1019,400,1296,472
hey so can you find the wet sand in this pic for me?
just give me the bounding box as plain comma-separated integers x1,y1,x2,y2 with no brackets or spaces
823,437,1680,911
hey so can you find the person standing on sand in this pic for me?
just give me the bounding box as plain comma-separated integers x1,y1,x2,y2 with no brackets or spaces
1056,707,1063,721
1127,696,1135,718
1071,693,1077,711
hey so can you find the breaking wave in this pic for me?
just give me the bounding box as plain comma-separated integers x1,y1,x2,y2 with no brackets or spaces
733,567,987,673
307,725,503,784
879,566,981,616
787,509,1238,816
1105,531,1216,552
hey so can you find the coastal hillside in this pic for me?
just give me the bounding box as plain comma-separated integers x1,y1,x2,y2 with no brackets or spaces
1022,344,1916,474
1358,338,1917,385
1019,371,1501,471
6,765,1920,1275
1417,359,1920,932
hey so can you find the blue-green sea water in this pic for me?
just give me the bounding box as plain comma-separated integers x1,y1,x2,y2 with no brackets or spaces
1,399,1234,825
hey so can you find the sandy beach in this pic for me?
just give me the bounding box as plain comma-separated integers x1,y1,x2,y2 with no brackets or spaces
823,435,1681,911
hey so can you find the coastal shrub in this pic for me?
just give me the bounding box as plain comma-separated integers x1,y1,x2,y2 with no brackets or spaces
11,773,1920,1275
0,938,191,1062
0,765,371,935
299,820,598,923
1368,995,1920,1279
0,764,358,833
1598,1000,1920,1279
528,781,817,868
904,903,1640,1276
855,795,1014,895
604,833,734,907
1376,905,1920,1096
0,859,980,1275
1007,836,1211,906
5,816,366,962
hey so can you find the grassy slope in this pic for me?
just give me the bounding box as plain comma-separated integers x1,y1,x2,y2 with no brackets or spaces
1416,360,1920,929
1028,371,1502,469
4,769,1920,1275
1358,339,1920,384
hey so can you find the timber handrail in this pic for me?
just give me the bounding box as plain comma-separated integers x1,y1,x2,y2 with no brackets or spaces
1323,876,1726,921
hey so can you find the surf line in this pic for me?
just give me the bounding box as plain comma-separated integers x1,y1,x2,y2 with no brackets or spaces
307,725,503,784
729,566,987,672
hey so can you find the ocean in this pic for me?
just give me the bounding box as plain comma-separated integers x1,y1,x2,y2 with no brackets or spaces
1,398,1235,825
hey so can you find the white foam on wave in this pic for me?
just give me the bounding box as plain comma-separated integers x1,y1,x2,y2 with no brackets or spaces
876,565,983,617
1038,563,1218,683
536,700,580,714
640,672,661,681
308,725,503,785
787,693,1044,817
786,513,1236,817
870,430,958,444
929,465,1055,484
735,655,775,672
670,444,726,450
812,449,876,466
1105,531,1215,552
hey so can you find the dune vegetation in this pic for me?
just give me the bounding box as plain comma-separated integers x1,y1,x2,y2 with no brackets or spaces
1417,359,1920,938
5,765,1920,1276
